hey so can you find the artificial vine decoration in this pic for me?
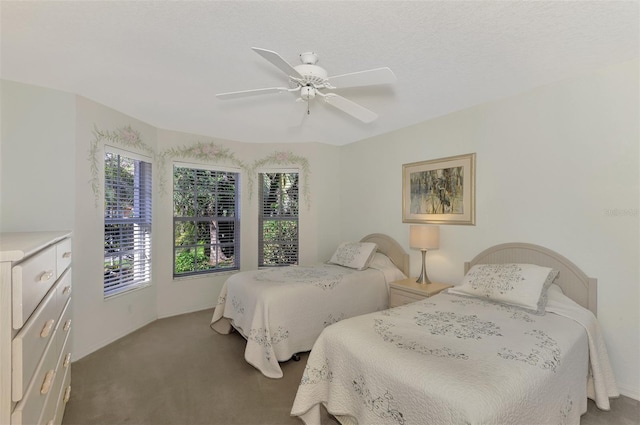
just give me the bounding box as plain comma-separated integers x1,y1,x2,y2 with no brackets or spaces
250,151,311,209
158,141,246,194
90,125,312,209
89,125,154,206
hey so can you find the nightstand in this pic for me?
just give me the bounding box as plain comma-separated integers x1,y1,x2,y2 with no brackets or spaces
389,278,452,307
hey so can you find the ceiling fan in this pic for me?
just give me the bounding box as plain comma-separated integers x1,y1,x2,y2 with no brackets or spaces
216,47,396,123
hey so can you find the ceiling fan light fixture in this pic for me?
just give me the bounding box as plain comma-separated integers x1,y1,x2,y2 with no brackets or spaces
300,86,316,100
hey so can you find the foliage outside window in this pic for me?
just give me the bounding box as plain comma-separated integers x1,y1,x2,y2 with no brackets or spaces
259,172,299,266
104,150,152,297
173,165,239,277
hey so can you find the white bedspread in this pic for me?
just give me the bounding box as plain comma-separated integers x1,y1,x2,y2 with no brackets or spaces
210,264,389,378
291,290,618,425
545,290,619,410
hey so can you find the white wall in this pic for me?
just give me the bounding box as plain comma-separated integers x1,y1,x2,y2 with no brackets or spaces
338,60,639,399
0,80,76,232
73,96,159,360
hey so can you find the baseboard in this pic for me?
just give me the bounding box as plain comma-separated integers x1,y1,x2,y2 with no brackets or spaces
618,383,640,402
72,316,156,362
157,303,215,320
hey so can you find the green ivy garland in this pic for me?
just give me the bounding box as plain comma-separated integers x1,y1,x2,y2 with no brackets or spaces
158,141,246,194
250,151,311,209
89,125,154,206
90,125,312,209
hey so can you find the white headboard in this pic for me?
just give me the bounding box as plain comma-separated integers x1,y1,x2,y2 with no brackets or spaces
360,233,410,278
464,243,597,315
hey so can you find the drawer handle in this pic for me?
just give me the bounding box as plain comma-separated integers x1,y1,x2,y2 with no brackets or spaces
64,319,72,331
64,385,71,403
63,285,72,295
39,270,55,282
40,319,56,338
40,369,55,394
64,352,71,368
62,251,72,259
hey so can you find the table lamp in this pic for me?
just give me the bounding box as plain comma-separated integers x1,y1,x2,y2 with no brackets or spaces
409,225,440,284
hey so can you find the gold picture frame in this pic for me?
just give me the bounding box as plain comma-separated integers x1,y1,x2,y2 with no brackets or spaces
402,153,476,225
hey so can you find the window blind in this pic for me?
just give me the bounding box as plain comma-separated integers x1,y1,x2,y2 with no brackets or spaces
258,172,299,266
104,151,152,297
173,165,240,277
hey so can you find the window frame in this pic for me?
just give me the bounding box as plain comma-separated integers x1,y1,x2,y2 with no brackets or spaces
258,170,300,267
103,146,153,298
172,162,241,278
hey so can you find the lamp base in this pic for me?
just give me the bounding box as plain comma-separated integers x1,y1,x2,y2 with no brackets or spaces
415,249,431,284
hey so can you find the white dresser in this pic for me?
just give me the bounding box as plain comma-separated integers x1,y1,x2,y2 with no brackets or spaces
1,232,72,425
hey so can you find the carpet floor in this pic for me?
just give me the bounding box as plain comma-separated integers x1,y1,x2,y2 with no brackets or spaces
62,309,639,425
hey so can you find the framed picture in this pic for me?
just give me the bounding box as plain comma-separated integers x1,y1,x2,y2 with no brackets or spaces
402,153,476,225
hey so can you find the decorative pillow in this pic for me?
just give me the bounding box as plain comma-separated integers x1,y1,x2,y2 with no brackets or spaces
368,252,407,282
448,263,559,314
328,242,378,270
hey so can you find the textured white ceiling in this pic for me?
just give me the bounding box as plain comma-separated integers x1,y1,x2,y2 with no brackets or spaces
2,1,638,146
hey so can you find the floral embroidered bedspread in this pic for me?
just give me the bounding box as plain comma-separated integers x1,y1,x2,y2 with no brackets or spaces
291,290,618,425
210,264,389,378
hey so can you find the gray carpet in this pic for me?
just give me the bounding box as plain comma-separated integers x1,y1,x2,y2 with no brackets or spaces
62,309,639,425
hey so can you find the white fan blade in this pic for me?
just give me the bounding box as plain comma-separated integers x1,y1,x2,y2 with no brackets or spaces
252,47,303,79
216,87,290,99
328,67,396,89
323,93,378,123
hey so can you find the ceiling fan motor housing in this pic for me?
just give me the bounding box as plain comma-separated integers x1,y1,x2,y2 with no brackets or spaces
293,64,328,86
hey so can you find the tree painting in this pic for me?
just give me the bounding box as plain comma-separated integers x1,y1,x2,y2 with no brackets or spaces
410,166,464,214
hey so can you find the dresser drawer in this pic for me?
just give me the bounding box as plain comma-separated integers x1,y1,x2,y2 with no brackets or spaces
11,332,60,425
39,327,72,425
56,269,72,310
55,298,72,355
11,274,68,402
48,365,71,425
12,245,57,329
55,239,72,279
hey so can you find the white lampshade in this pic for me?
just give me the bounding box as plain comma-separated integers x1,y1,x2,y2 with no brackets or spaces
409,225,440,250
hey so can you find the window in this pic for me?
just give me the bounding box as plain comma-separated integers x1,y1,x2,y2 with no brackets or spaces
259,172,299,266
173,165,239,277
104,150,152,297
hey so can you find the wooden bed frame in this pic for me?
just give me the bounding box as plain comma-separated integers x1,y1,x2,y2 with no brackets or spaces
360,233,410,277
464,243,597,315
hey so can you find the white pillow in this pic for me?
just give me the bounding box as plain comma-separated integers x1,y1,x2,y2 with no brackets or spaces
328,242,378,270
368,252,407,282
448,263,559,314
547,283,564,294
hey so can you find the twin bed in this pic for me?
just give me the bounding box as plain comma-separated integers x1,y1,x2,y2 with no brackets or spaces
210,233,409,378
291,243,619,425
211,237,618,424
